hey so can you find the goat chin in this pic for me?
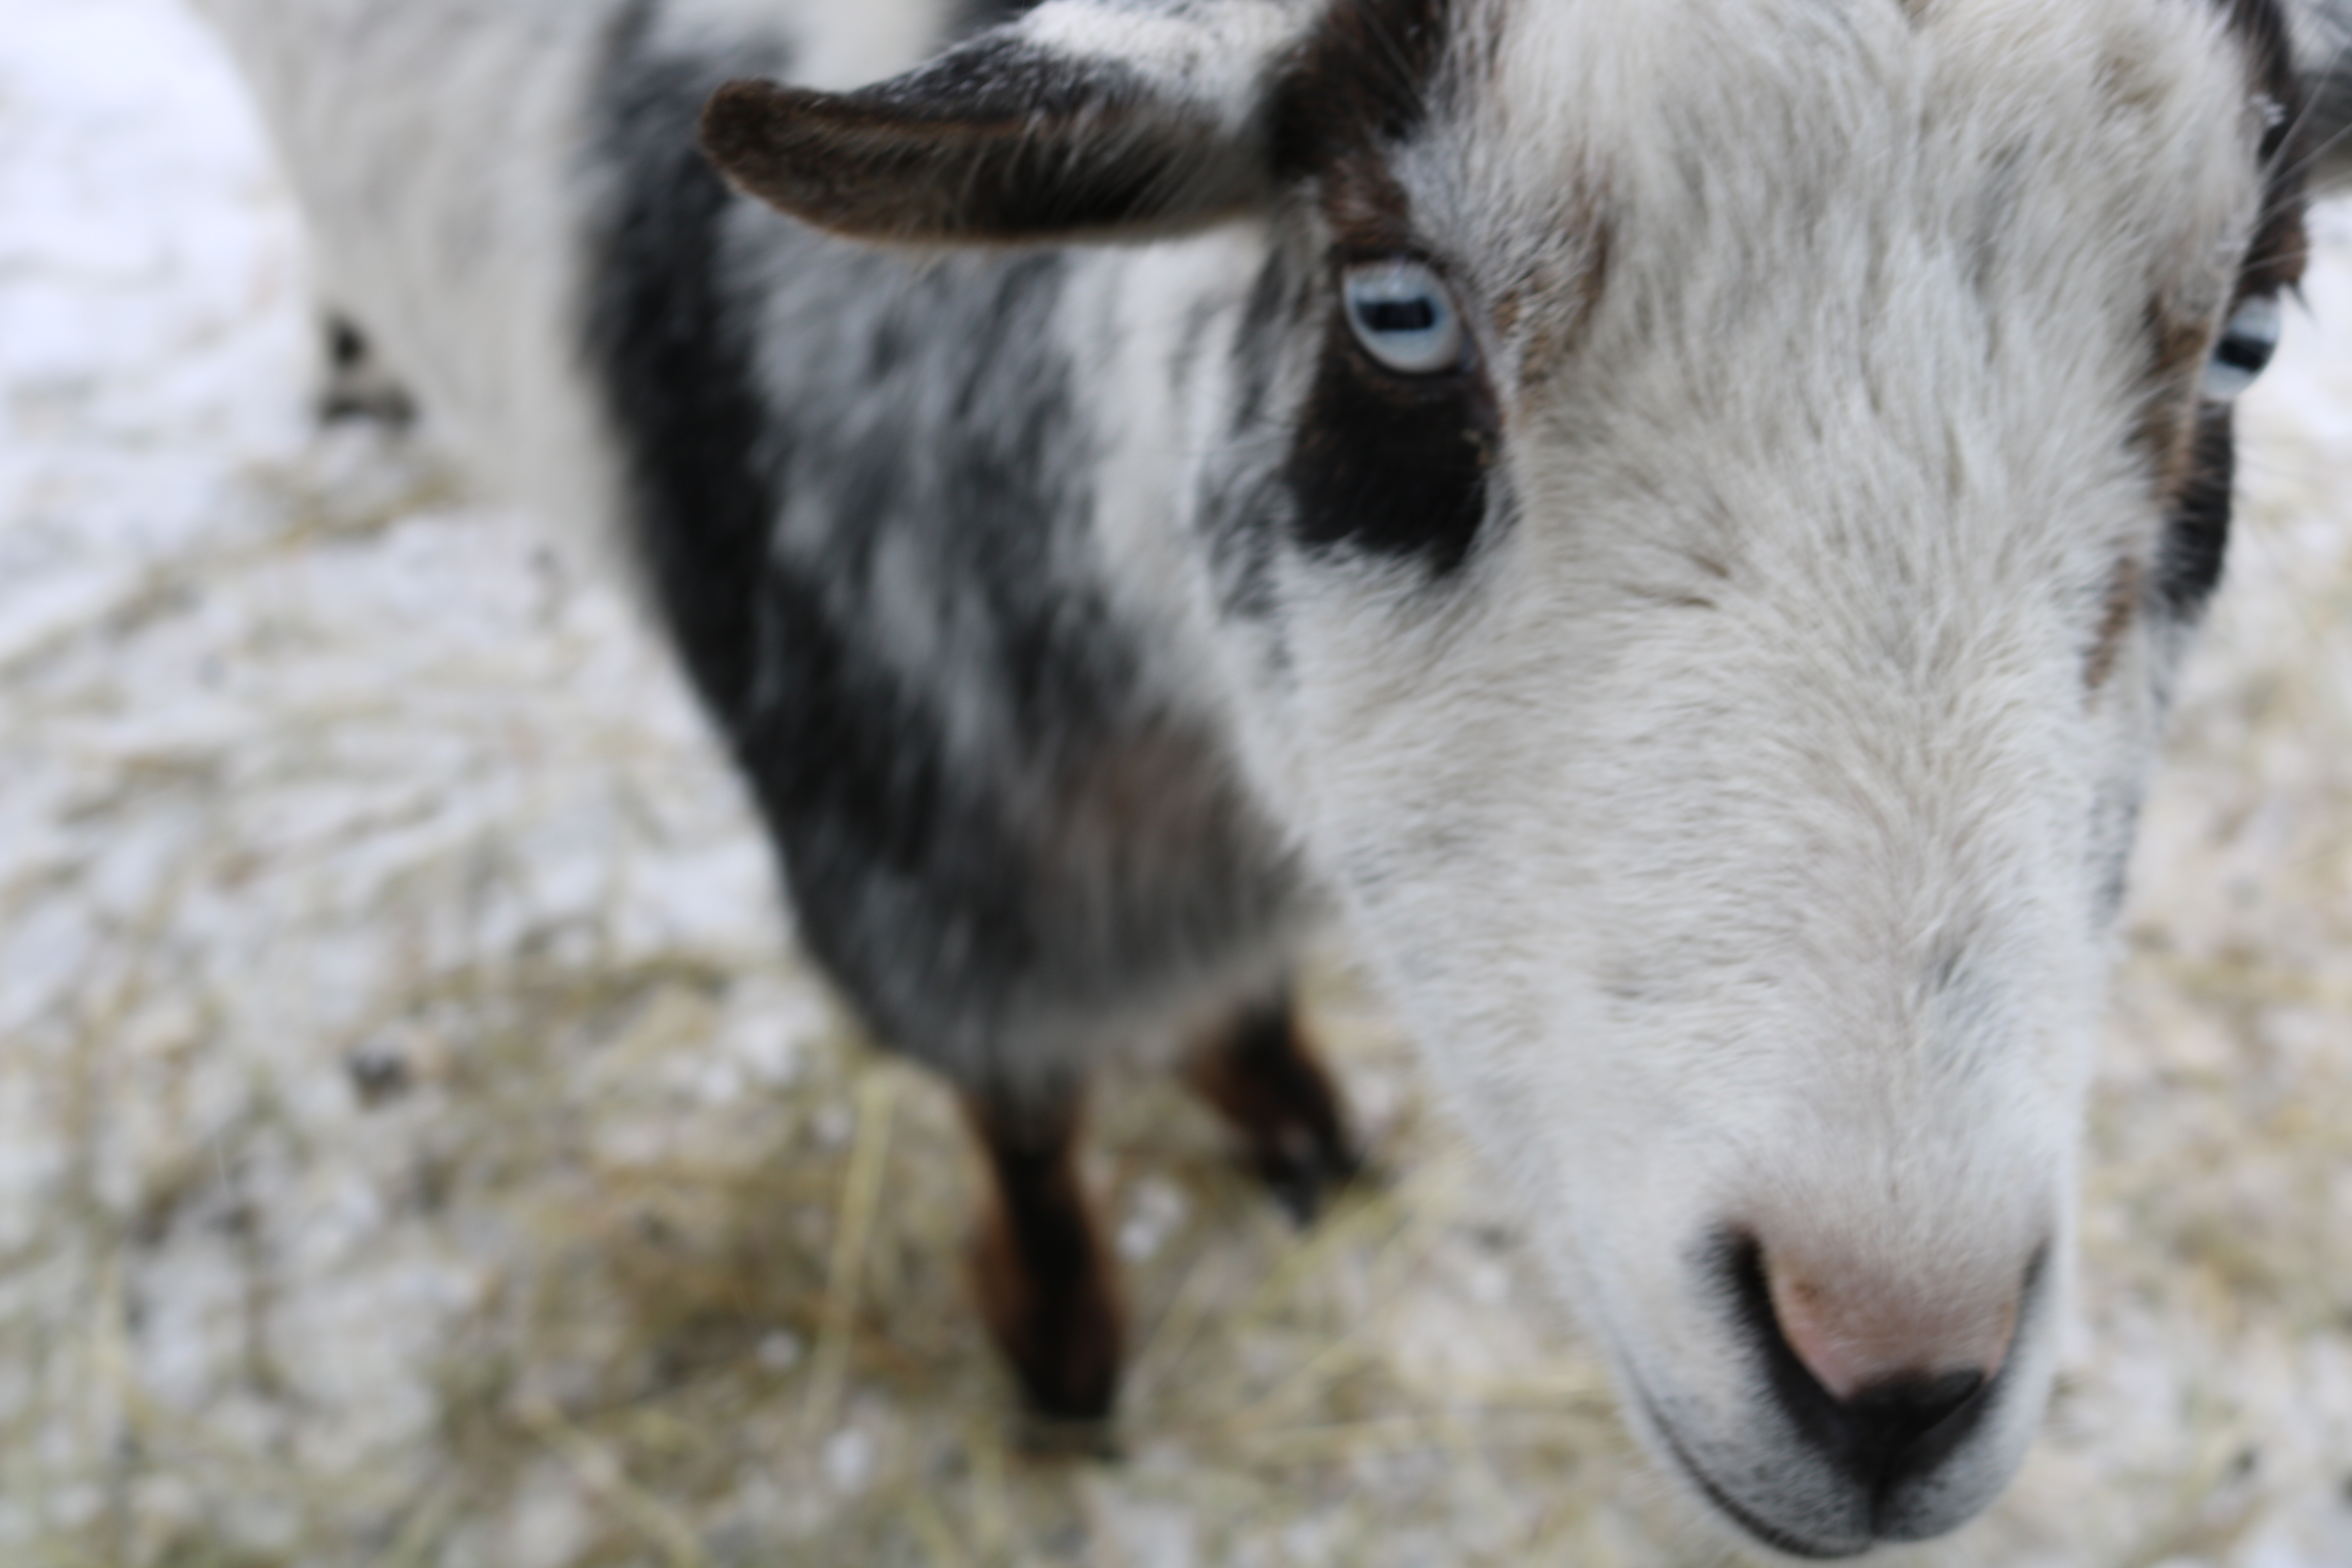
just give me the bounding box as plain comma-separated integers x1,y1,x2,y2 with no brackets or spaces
188,0,2349,1554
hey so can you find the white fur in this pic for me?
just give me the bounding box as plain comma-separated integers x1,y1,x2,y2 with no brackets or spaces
188,0,622,573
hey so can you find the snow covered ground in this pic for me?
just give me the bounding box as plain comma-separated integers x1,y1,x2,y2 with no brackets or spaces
2,2,2350,1564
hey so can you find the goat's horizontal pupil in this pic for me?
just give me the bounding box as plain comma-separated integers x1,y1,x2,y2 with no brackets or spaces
1361,298,1436,332
2215,334,2272,372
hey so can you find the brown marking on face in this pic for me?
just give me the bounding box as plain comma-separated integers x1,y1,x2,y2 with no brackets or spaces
2135,299,2211,496
1276,0,1451,262
2083,556,2143,692
1279,0,1611,390
1273,0,1455,181
1498,201,1615,392
1319,152,1421,256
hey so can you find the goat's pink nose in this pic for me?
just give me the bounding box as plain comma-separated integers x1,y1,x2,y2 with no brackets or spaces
1765,1253,2020,1403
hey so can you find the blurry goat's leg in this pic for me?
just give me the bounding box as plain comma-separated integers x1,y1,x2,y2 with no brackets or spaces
960,1079,1123,1438
1185,990,1361,1226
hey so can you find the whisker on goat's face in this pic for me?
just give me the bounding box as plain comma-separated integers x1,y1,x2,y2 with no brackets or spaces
191,0,2350,1553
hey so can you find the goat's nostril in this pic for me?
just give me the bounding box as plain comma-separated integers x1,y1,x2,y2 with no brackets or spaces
1844,1367,1988,1455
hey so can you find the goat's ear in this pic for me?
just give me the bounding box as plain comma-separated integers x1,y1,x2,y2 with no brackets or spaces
699,0,1309,244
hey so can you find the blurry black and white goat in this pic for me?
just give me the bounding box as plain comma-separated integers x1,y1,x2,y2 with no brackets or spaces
192,0,2352,1554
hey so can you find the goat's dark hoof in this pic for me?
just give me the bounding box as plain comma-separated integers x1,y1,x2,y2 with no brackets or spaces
967,1181,1126,1436
1250,1127,1369,1228
1187,995,1367,1227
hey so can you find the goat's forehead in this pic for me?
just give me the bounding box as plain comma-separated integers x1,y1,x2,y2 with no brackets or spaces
1401,0,2275,309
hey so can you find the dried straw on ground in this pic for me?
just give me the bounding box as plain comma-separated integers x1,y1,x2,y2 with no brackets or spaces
2,4,2349,1563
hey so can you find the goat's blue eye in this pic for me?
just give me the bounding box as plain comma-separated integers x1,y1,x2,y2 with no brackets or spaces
2202,293,2281,403
1343,259,1465,375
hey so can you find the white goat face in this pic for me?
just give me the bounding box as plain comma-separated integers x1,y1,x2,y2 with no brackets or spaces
703,0,2309,1553
1213,0,2307,1551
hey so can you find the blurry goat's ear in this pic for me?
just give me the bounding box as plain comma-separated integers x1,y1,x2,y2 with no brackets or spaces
699,0,1311,244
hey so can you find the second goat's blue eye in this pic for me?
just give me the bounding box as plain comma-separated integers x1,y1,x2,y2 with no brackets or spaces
1343,259,1465,375
2202,294,2282,403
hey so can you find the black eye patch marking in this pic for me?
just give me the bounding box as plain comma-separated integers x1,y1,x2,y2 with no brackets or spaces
1284,274,1501,576
2155,403,2235,619
1263,0,1502,577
